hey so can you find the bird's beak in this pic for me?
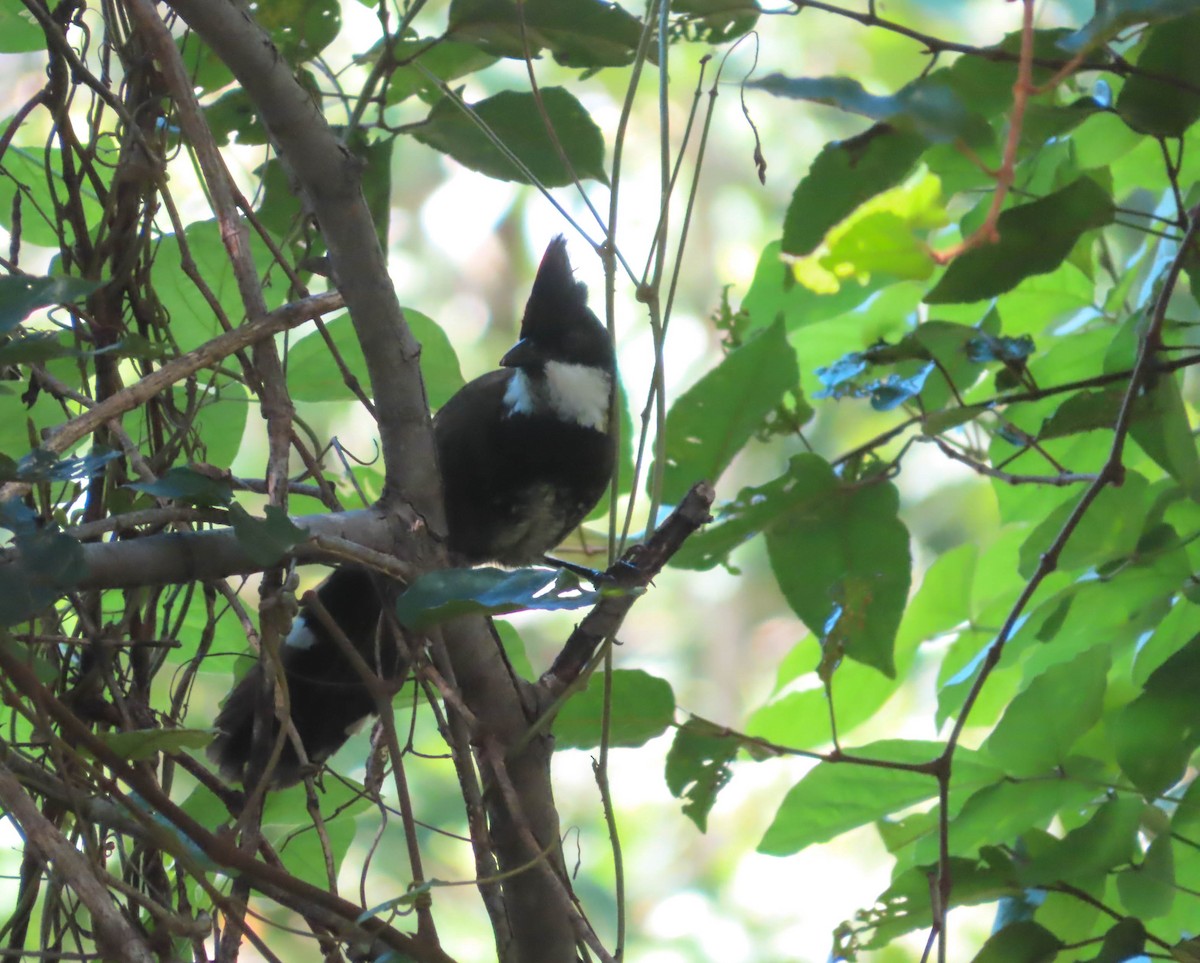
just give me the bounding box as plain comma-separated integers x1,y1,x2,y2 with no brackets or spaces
500,338,544,368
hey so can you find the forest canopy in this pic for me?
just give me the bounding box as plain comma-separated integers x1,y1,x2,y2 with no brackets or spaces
2,1,1200,962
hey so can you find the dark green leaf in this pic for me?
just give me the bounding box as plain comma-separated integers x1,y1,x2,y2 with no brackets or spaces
1129,375,1200,498
0,332,76,364
1117,12,1200,136
1113,633,1200,795
98,728,214,762
1062,0,1200,53
970,921,1062,963
656,319,801,504
1017,796,1144,886
675,455,910,677
448,0,648,68
1017,472,1149,578
0,275,100,334
229,505,309,567
553,668,675,750
665,718,741,831
670,0,758,44
926,178,1114,304
1086,919,1148,963
204,88,267,146
125,467,233,506
782,125,928,257
851,855,1022,952
395,566,611,630
935,776,1100,860
0,500,85,625
255,0,341,63
758,740,998,855
1038,388,1125,440
750,74,988,145
287,311,464,409
370,37,497,105
983,646,1109,776
412,87,606,185
1117,837,1174,920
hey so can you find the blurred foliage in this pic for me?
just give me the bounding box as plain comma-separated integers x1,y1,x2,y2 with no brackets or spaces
3,0,1200,961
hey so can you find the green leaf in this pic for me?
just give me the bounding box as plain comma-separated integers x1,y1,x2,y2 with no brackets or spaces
1112,633,1200,795
1038,388,1125,440
751,74,989,145
287,310,464,409
931,775,1100,861
782,125,928,257
0,6,43,52
369,37,497,105
254,0,341,63
656,319,801,505
665,718,741,832
448,0,648,68
676,455,910,676
395,566,611,630
0,275,100,334
926,177,1115,304
413,86,606,186
984,646,1109,776
186,381,249,468
0,148,106,248
553,668,674,750
1086,919,1148,963
0,501,85,626
748,660,902,751
790,172,945,293
758,740,998,855
1062,0,1200,53
98,728,214,762
670,0,758,44
1130,375,1200,498
229,505,309,567
1017,472,1150,578
852,854,1022,951
126,466,233,506
1017,796,1144,886
1116,12,1200,136
970,921,1062,963
1117,837,1175,919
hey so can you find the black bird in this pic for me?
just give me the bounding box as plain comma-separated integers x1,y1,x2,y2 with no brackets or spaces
209,237,616,786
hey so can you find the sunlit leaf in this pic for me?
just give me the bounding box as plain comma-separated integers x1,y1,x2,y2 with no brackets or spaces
926,177,1114,303
665,718,741,831
758,740,998,855
656,319,802,504
554,669,675,750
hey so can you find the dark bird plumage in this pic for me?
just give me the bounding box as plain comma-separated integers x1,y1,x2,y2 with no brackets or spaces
208,237,616,786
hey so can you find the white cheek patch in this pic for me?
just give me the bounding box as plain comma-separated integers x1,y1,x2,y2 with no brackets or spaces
285,619,319,651
503,363,611,431
543,361,611,431
503,369,537,417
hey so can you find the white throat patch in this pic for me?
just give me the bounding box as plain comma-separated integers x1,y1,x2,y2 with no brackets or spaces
504,362,611,432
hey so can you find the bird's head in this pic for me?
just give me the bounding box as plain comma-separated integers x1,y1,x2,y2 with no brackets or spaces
501,236,614,432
